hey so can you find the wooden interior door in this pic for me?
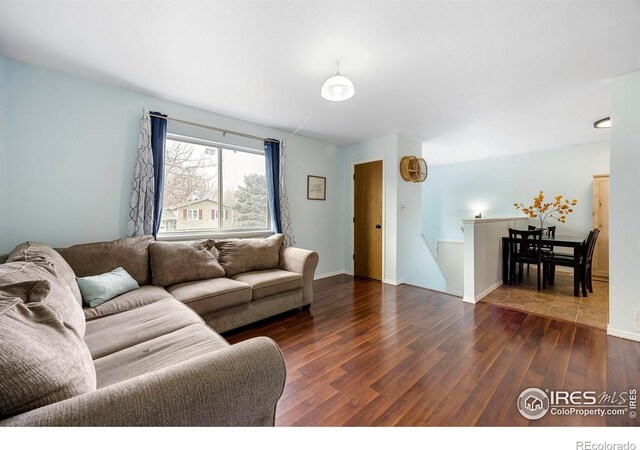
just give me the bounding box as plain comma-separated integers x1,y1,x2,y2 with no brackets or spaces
592,174,609,280
354,161,383,280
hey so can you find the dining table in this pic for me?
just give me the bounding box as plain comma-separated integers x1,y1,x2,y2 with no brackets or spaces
501,234,585,297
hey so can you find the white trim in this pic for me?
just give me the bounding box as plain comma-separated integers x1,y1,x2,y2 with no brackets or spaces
167,133,264,155
437,239,464,245
462,295,477,304
607,327,640,342
314,270,348,280
351,157,386,282
186,208,199,220
315,271,397,284
158,230,274,241
420,233,447,281
463,280,503,304
461,217,529,224
401,282,463,298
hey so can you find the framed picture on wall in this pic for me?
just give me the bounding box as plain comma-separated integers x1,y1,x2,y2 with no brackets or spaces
307,175,326,200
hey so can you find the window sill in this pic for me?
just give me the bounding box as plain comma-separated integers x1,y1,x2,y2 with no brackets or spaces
157,230,275,242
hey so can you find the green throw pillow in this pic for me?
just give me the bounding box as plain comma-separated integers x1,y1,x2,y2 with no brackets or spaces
76,267,139,308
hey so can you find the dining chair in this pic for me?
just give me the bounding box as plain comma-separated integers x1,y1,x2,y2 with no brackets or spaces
584,228,600,293
525,225,556,274
508,228,544,290
528,225,557,238
544,228,599,297
528,225,556,239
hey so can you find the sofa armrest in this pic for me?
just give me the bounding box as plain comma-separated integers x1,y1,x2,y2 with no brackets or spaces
1,337,286,427
279,247,319,305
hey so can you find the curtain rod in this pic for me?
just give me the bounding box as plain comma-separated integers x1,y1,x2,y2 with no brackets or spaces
149,113,270,143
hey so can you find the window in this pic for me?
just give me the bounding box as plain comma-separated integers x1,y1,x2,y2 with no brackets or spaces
186,209,199,220
161,135,268,236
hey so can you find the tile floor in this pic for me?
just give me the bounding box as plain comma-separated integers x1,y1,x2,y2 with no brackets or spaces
481,268,609,330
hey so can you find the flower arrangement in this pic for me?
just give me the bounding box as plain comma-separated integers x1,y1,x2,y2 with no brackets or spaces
514,191,577,228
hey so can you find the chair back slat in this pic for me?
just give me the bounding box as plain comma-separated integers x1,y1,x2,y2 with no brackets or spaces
509,228,543,261
585,228,600,264
527,225,556,236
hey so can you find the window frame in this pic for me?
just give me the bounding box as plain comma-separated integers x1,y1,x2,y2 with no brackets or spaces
186,209,199,221
158,133,272,241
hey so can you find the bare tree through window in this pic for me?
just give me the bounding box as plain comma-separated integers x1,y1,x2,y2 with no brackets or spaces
160,138,268,234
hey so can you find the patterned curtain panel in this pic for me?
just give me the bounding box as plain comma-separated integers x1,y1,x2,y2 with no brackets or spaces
127,109,155,237
279,140,296,247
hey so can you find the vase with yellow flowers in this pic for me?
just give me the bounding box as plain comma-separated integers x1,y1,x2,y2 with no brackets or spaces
514,191,577,235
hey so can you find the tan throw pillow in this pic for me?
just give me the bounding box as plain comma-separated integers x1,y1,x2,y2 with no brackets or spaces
0,261,86,338
0,294,96,419
56,236,153,286
8,242,83,306
214,234,284,278
149,240,225,287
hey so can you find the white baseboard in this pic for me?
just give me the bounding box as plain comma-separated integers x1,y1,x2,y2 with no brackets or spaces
314,270,348,280
607,327,640,342
314,272,400,287
462,295,477,304
463,280,503,304
400,282,461,298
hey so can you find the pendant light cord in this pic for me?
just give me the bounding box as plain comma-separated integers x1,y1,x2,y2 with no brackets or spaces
283,99,321,142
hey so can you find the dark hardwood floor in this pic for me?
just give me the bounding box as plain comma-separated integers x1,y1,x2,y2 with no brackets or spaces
224,275,640,426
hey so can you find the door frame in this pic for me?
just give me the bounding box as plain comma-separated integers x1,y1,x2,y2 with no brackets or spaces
592,173,610,281
351,157,386,281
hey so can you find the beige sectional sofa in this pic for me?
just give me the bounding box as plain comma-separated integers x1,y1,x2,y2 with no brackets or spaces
0,235,319,426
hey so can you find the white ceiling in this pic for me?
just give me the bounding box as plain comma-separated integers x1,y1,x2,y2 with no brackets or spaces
1,1,639,164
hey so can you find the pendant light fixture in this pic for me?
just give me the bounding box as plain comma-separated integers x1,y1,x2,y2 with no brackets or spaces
321,61,356,102
594,117,611,129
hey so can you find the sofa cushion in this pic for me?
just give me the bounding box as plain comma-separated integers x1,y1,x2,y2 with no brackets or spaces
57,236,153,286
0,295,96,419
233,269,303,301
93,323,228,388
84,298,203,359
0,261,86,338
7,241,83,305
167,278,252,316
84,285,172,321
214,234,284,278
76,267,139,308
149,240,225,287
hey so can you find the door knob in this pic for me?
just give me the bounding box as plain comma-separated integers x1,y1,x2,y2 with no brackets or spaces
375,224,382,229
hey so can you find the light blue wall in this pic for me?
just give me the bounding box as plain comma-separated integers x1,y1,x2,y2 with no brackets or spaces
284,134,343,277
423,142,610,251
340,134,399,282
397,134,446,291
0,56,7,252
1,57,343,277
339,133,445,289
610,69,640,338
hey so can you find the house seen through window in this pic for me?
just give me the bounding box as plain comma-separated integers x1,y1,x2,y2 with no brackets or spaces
159,136,268,235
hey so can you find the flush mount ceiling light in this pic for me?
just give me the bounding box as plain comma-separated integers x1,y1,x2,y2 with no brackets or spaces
594,117,611,129
321,61,355,102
